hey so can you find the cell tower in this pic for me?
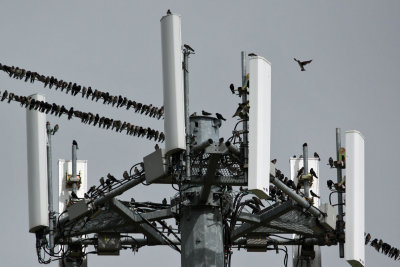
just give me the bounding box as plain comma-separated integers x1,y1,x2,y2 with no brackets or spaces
21,11,370,267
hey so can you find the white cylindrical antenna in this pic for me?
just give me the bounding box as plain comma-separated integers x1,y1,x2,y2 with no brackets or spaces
345,130,365,267
26,94,49,233
161,13,186,154
248,56,271,199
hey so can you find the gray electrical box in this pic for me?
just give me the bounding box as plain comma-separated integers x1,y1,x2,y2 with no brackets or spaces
97,233,121,255
67,200,90,221
318,203,337,231
143,148,168,183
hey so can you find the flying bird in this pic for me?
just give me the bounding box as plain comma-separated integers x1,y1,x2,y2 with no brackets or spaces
184,44,195,53
294,58,312,71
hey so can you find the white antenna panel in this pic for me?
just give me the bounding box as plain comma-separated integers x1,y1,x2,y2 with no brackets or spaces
161,13,186,154
26,94,49,233
248,56,271,199
345,130,365,267
58,160,88,214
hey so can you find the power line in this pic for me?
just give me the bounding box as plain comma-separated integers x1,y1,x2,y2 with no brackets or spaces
0,89,165,142
0,62,164,120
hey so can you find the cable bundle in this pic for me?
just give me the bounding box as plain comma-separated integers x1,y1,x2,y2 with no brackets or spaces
0,62,164,119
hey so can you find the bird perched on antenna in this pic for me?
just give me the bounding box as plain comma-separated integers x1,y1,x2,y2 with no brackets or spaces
202,110,212,116
310,168,318,178
72,140,78,149
184,44,195,53
216,113,226,121
294,58,312,71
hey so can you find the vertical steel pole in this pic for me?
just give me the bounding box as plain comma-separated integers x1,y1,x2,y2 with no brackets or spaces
241,51,249,174
72,142,78,195
183,50,191,179
303,143,309,198
336,128,345,258
46,122,54,255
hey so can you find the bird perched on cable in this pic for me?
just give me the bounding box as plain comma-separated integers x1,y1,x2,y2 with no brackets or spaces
123,171,130,180
229,83,235,94
202,110,212,116
248,53,257,57
216,113,226,121
294,58,312,71
184,44,195,53
310,168,318,178
314,152,320,160
310,190,320,199
107,173,119,183
1,90,8,101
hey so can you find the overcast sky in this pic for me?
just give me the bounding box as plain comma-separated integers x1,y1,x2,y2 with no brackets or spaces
0,1,399,266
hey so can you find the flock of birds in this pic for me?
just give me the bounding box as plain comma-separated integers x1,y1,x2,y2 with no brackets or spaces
365,233,400,261
0,89,165,142
0,62,164,119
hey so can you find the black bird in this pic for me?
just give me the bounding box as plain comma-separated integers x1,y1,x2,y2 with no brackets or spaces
72,140,78,149
167,9,171,15
297,167,304,178
303,142,307,147
328,157,334,168
53,124,59,134
314,152,320,160
155,144,160,150
216,113,226,121
327,180,333,190
202,110,212,116
248,53,257,57
87,185,96,194
123,171,130,180
252,196,265,207
70,191,78,199
107,173,118,183
1,90,8,101
162,198,167,205
294,58,312,71
310,190,320,199
310,168,318,178
292,155,296,158
271,159,277,164
365,233,371,245
184,44,195,53
370,239,378,251
99,177,105,186
229,83,235,94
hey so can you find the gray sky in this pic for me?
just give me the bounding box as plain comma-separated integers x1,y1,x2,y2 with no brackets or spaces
0,1,399,266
